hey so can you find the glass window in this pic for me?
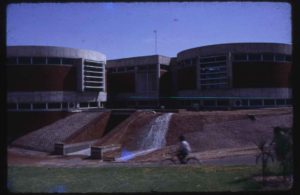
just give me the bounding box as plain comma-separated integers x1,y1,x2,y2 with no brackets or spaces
275,54,285,62
215,56,226,61
264,99,275,106
19,103,31,109
276,99,285,105
84,61,103,67
285,55,292,62
233,54,247,61
203,100,215,106
18,57,31,64
248,54,261,61
62,102,68,108
48,103,61,109
79,102,88,107
126,66,135,71
242,100,248,106
89,102,98,107
62,58,74,65
217,100,229,106
262,53,274,61
47,57,61,64
118,67,126,72
33,103,46,109
6,57,17,65
32,57,46,64
249,99,262,106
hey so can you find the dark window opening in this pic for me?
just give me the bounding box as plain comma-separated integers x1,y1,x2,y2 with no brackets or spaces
285,55,292,62
264,99,275,106
203,100,215,106
217,100,229,106
47,57,61,64
276,99,285,105
62,58,75,65
215,56,226,61
48,103,61,109
249,99,262,106
262,53,274,61
248,54,261,61
32,57,46,64
89,102,98,107
18,57,31,64
242,100,249,106
233,54,247,61
19,103,31,109
286,99,292,105
79,102,88,107
275,54,285,62
62,102,68,108
33,103,46,109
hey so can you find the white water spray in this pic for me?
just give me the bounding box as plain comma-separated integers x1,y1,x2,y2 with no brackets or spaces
139,113,173,150
116,113,173,162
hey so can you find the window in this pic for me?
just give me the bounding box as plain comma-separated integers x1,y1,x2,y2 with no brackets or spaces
19,103,31,109
79,102,88,108
262,54,274,61
203,100,215,106
32,57,46,64
285,55,292,62
276,99,285,105
62,102,68,108
118,67,126,72
48,103,61,109
62,58,74,65
275,54,285,62
249,99,262,106
33,103,46,109
6,57,17,65
248,54,261,61
215,56,226,61
233,54,247,61
126,66,135,71
217,100,229,106
47,57,61,64
89,102,98,107
264,99,275,106
84,61,103,67
18,57,31,64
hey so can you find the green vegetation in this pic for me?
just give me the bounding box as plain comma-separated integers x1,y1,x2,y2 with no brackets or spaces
7,165,287,193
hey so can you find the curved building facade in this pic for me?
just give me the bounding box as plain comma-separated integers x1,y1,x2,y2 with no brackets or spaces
171,43,292,109
6,46,107,143
7,46,107,111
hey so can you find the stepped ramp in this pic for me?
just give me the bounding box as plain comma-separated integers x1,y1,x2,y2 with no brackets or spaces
11,111,110,152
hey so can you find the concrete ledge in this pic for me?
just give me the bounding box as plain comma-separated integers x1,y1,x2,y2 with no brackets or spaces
54,140,97,155
90,144,121,160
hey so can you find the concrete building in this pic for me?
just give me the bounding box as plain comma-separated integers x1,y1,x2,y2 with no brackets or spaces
171,43,292,109
107,43,292,109
6,46,107,142
106,55,172,108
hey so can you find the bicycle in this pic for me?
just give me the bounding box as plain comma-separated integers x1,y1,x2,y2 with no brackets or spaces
160,152,202,165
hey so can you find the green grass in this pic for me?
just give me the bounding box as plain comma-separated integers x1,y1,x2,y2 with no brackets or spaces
7,165,280,193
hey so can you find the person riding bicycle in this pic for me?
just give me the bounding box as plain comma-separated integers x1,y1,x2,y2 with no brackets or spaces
176,135,191,164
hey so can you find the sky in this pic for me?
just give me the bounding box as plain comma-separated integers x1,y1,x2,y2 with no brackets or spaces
7,2,291,60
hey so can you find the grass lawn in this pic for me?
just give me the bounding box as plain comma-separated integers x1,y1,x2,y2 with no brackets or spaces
7,164,286,193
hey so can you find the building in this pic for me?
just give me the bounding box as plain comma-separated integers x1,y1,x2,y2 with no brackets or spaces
106,55,172,108
107,43,292,109
172,43,292,109
6,46,107,142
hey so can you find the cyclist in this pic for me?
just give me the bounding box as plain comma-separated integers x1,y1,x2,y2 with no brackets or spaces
176,135,191,164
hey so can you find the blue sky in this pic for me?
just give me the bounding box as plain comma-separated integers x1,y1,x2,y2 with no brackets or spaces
7,2,291,59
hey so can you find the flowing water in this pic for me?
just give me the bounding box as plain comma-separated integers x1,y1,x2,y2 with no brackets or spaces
116,113,173,162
